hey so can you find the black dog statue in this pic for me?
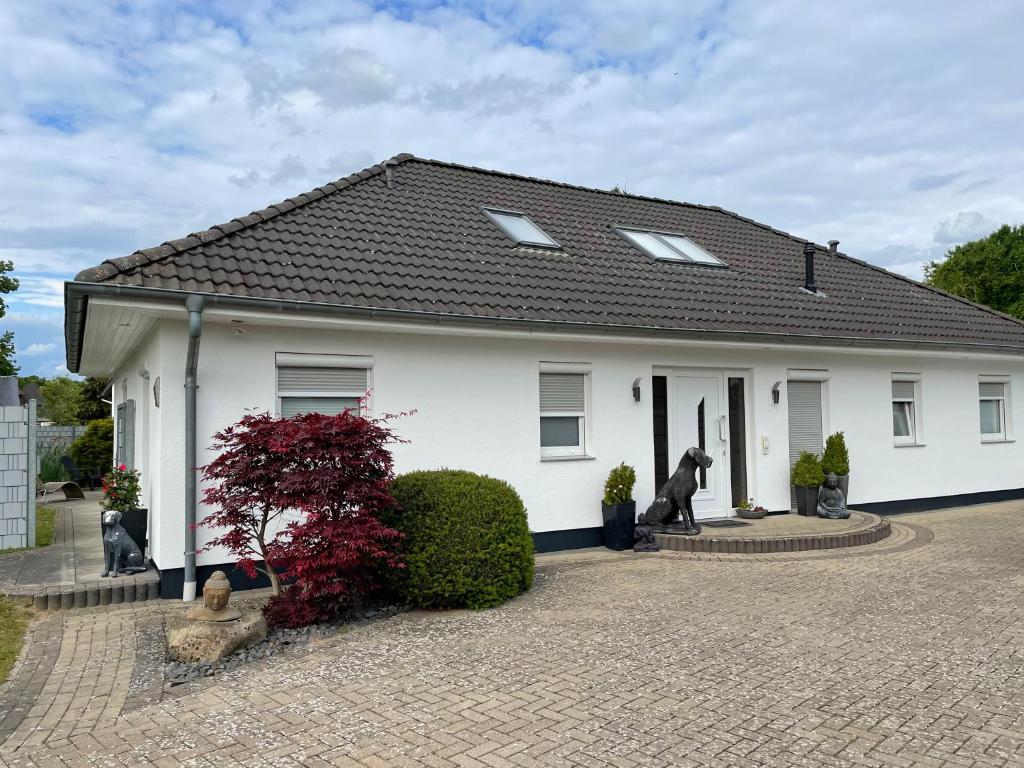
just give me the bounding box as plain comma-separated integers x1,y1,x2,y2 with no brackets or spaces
634,447,714,552
101,510,146,577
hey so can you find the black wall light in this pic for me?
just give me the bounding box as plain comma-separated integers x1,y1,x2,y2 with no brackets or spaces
772,381,782,405
632,377,642,402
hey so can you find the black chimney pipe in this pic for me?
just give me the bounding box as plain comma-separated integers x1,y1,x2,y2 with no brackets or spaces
803,243,816,293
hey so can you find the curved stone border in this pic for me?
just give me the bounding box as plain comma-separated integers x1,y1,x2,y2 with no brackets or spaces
653,513,891,554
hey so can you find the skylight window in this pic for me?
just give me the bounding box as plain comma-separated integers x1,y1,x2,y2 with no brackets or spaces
483,208,559,248
617,228,725,266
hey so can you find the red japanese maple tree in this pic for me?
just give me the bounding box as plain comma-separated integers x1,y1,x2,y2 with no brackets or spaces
200,413,296,594
200,409,405,625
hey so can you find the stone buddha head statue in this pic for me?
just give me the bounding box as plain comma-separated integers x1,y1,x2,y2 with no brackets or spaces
824,473,838,489
203,570,232,612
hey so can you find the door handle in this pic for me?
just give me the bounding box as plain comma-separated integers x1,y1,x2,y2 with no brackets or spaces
719,415,728,442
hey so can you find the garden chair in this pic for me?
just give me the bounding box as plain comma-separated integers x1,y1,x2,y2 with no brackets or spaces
38,476,86,500
60,456,103,491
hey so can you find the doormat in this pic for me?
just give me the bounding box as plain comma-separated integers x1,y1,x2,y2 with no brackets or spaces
701,519,751,528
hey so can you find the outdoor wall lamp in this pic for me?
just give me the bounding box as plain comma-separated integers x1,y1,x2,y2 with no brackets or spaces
771,381,782,405
632,377,642,403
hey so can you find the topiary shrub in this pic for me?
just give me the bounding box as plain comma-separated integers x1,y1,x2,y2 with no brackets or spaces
387,470,534,610
821,432,850,476
603,463,637,505
70,418,114,475
791,451,825,488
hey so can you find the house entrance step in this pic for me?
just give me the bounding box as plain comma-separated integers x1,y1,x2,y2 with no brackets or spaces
3,570,161,611
654,510,890,554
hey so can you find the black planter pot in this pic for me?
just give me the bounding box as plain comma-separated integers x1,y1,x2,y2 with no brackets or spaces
601,501,637,551
793,486,819,516
836,475,849,504
119,507,148,559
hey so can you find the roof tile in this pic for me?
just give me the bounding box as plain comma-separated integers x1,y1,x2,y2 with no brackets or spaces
72,154,1024,349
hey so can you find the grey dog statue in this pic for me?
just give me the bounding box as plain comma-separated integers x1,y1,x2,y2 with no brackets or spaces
634,447,714,551
101,510,146,577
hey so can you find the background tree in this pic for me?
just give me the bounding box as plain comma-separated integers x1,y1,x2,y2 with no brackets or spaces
0,259,18,376
17,375,46,389
0,333,16,377
40,377,85,424
70,419,115,474
79,377,112,421
925,224,1024,319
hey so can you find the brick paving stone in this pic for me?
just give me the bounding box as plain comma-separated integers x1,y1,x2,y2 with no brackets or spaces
1,504,1024,766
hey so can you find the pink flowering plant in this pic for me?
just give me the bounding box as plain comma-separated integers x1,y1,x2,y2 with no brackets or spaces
102,464,142,512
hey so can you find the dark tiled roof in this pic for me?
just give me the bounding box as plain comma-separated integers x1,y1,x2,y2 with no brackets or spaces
73,154,1024,350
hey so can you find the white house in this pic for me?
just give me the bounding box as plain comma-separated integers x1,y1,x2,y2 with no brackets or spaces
65,154,1024,599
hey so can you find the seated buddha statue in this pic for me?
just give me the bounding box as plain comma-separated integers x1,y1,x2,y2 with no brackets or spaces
816,473,849,519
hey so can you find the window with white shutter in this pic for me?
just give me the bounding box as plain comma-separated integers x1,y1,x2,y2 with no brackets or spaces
275,354,371,418
979,379,1009,440
539,368,589,457
891,378,920,445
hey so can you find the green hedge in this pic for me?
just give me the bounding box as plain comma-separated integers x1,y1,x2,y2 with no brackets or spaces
387,470,534,609
70,418,113,475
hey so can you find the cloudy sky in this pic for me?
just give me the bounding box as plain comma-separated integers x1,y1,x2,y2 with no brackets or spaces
2,1,1023,376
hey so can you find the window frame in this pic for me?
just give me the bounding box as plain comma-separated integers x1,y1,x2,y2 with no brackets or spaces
482,207,560,249
538,362,592,460
275,353,373,419
979,376,1011,442
614,226,726,267
891,375,922,447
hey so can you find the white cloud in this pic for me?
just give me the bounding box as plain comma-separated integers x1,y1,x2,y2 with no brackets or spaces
934,211,999,244
13,277,66,308
18,342,56,356
1,0,1023,369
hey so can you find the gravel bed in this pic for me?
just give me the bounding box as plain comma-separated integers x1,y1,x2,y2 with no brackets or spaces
163,603,404,685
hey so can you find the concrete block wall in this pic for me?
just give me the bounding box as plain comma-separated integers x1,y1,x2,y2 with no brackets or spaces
1,405,29,549
37,424,87,450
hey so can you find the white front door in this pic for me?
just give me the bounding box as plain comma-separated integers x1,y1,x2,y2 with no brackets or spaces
669,372,729,519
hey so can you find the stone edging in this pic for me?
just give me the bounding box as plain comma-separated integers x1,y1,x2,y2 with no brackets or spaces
2,575,161,611
653,513,891,554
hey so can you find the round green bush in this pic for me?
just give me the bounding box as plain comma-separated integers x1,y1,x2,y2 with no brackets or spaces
387,470,534,610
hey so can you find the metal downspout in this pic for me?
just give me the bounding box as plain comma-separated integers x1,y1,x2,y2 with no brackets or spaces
183,295,205,602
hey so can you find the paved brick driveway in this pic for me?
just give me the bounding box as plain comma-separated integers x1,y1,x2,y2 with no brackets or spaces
1,503,1023,767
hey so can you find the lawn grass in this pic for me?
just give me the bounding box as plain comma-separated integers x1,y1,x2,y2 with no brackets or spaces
35,505,56,547
0,505,57,556
0,597,31,684
0,510,55,682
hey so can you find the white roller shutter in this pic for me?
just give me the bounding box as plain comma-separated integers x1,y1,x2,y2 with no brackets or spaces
539,374,585,412
787,380,823,508
979,382,1005,399
892,381,915,400
277,367,367,393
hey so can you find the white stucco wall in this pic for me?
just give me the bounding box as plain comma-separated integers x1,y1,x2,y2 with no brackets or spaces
115,316,1024,573
111,327,162,560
